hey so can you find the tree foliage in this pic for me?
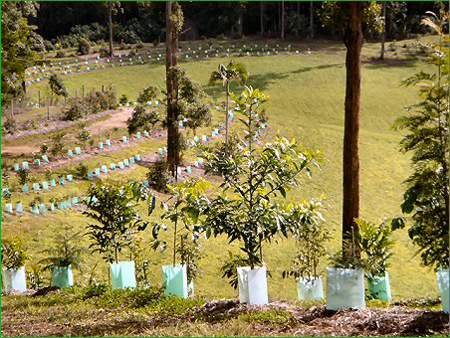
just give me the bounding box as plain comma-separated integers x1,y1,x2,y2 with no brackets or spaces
2,2,41,104
127,105,160,135
2,237,29,270
83,180,152,263
39,226,85,270
282,199,329,282
394,10,449,269
188,86,321,287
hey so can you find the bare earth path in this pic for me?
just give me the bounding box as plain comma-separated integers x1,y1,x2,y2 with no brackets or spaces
2,107,134,155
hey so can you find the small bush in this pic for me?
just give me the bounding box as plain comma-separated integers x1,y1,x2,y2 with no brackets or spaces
99,48,109,58
40,143,49,154
135,42,144,49
55,50,65,58
17,168,30,186
3,118,17,135
50,131,66,156
136,86,158,105
75,163,89,179
77,37,91,55
119,94,128,106
127,105,159,134
62,100,88,121
146,159,174,193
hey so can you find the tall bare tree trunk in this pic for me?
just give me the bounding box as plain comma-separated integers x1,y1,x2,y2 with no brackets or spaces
342,2,363,254
108,2,114,57
260,2,264,38
237,9,243,38
309,1,314,39
280,1,285,39
166,1,180,177
380,2,387,60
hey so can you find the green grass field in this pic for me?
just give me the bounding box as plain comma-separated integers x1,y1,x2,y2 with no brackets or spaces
2,37,440,302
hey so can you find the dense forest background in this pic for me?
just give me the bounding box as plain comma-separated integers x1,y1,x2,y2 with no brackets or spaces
33,2,441,46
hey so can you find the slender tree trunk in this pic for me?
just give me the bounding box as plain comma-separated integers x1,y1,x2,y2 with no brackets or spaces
280,1,285,39
309,1,314,39
260,2,264,38
225,82,230,149
10,99,14,120
380,2,386,60
108,2,114,57
166,2,180,176
237,9,243,38
342,2,363,255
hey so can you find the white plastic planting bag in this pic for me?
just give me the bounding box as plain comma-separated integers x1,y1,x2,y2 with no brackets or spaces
297,277,324,301
237,266,268,305
326,267,366,310
437,269,449,313
3,267,27,293
110,261,136,289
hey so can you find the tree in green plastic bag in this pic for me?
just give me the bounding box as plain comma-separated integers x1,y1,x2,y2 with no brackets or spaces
84,180,152,264
282,198,329,282
39,225,85,287
150,178,208,290
188,86,322,289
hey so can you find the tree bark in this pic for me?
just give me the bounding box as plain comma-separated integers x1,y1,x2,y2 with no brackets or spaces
280,1,285,39
309,1,314,39
342,2,363,254
108,2,114,57
260,2,264,38
380,2,387,60
166,1,180,177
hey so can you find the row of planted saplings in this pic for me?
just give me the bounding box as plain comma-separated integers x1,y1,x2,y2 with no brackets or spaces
3,179,448,313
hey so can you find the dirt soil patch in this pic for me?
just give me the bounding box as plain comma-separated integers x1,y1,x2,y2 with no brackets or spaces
4,296,447,337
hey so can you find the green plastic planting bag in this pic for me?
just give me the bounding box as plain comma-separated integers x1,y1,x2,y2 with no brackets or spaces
110,261,136,289
52,266,74,288
367,272,392,301
437,269,449,313
297,277,324,302
162,264,188,298
326,268,366,310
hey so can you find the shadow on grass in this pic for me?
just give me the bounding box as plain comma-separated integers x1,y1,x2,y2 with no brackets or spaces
362,57,420,69
204,72,290,99
291,63,343,74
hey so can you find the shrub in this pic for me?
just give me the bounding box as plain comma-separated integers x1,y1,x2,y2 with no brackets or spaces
119,94,128,106
62,100,88,121
76,122,91,149
77,37,91,55
50,131,66,156
126,105,159,134
84,180,151,263
39,226,85,270
146,159,174,193
27,263,45,290
2,237,29,270
40,143,49,154
135,42,144,49
55,50,65,58
75,163,89,179
84,86,117,113
136,86,158,105
17,168,30,186
82,283,109,300
3,118,17,135
99,48,109,58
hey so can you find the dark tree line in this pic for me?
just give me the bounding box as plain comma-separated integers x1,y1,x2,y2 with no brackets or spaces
32,1,440,44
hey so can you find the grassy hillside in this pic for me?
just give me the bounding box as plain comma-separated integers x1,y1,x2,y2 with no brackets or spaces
2,37,439,301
